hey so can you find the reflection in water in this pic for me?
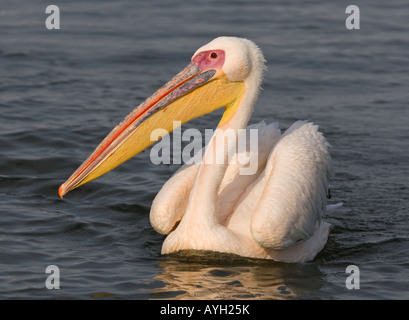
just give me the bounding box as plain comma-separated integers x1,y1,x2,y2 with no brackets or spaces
152,251,325,299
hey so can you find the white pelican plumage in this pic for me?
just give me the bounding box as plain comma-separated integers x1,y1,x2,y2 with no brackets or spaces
59,37,340,262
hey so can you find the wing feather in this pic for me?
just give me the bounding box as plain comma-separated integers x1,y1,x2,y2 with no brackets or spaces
150,163,199,234
251,121,332,250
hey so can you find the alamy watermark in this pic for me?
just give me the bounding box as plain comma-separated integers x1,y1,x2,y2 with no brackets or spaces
45,265,60,289
149,121,259,175
44,264,361,292
45,5,60,30
345,5,360,30
44,5,360,31
345,265,360,289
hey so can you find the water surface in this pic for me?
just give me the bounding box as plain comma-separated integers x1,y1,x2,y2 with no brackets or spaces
1,0,408,299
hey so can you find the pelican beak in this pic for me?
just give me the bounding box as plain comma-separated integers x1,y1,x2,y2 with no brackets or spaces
58,55,245,198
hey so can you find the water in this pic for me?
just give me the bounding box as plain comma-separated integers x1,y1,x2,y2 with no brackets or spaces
1,0,408,299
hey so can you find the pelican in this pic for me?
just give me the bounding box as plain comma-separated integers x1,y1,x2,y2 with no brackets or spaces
59,37,340,262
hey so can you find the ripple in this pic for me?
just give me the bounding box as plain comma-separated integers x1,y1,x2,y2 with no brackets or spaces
1,0,408,300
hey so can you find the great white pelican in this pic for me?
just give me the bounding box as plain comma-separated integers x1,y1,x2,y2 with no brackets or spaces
59,37,341,262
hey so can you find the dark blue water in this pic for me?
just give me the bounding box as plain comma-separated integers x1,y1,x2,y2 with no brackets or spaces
1,0,408,299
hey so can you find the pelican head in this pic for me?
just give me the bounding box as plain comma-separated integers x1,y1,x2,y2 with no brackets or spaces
59,37,266,197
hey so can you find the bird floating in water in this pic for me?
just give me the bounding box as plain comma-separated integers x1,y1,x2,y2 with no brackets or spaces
59,37,341,262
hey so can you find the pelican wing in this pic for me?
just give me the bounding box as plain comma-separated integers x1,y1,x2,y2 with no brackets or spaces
150,163,199,234
250,121,332,250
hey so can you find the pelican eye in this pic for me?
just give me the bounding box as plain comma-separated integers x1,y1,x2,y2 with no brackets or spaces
210,52,218,59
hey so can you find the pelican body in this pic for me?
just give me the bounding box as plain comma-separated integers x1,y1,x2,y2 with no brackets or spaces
59,37,339,262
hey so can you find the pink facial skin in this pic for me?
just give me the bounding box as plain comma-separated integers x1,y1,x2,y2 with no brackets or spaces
192,49,226,72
